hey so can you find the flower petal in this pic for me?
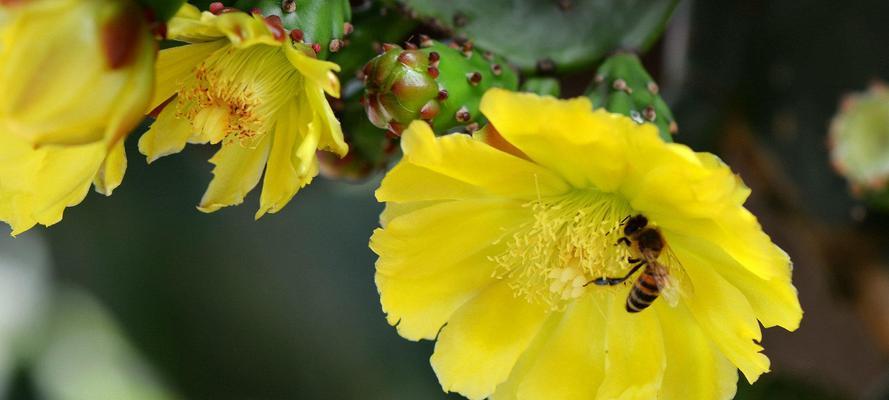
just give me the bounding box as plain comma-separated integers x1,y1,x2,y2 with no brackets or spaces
514,293,606,400
430,282,550,400
284,44,341,97
376,121,569,203
657,303,738,400
372,199,528,340
305,82,347,157
0,135,105,235
138,104,193,163
479,88,640,192
166,4,224,42
668,232,801,331
93,139,127,196
596,293,665,400
677,244,771,383
215,12,283,48
256,101,313,218
197,137,272,213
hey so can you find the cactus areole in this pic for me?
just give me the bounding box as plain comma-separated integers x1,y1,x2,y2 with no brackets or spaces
361,41,518,136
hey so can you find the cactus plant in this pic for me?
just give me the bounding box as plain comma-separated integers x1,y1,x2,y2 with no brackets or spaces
232,0,351,58
829,82,889,211
398,0,678,72
585,52,676,141
362,40,519,135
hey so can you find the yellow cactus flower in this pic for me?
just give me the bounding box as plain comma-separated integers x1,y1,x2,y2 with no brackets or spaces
140,4,346,217
0,0,155,235
371,89,802,400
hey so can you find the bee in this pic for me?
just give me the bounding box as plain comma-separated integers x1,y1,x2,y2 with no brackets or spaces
586,214,688,313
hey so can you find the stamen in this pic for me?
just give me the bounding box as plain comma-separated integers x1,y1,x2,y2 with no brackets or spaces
175,45,303,144
492,190,634,311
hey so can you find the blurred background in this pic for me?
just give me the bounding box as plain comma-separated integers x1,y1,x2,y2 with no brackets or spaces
3,0,889,399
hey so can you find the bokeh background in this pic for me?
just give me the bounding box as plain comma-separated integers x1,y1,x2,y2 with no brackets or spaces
2,0,889,399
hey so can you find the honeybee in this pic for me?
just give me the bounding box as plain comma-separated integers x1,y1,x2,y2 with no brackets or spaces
586,214,688,313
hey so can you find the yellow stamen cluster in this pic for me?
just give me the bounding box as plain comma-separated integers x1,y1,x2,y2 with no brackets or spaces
177,45,303,144
492,190,634,310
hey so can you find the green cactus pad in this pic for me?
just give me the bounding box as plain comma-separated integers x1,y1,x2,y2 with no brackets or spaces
234,0,351,58
586,52,676,142
399,0,677,73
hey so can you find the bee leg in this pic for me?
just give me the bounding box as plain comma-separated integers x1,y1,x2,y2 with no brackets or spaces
585,260,646,287
615,237,631,247
627,257,641,263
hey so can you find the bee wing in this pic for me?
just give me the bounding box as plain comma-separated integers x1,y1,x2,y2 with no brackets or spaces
657,245,694,307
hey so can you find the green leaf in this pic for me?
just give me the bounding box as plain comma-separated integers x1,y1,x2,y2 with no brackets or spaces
399,0,678,72
135,0,185,22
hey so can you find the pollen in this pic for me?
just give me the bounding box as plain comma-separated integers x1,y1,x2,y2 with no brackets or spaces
175,45,303,144
492,190,634,311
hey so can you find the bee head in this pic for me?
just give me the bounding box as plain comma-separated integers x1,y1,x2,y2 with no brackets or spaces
623,215,648,236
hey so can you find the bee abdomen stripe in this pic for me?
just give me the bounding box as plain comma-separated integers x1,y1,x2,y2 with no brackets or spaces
626,294,651,313
639,278,659,293
630,288,658,304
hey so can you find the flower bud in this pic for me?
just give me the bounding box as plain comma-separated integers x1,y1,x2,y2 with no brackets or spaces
362,41,518,136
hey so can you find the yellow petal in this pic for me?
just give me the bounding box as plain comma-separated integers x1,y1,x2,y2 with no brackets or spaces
596,293,665,400
376,121,569,203
138,104,193,163
489,315,558,400
0,133,107,235
305,82,347,156
669,232,801,331
166,4,224,42
93,139,127,196
284,44,341,97
371,199,529,340
677,244,771,383
479,88,639,192
215,12,283,48
151,40,227,111
657,303,738,400
430,282,549,400
256,102,311,218
197,137,272,213
514,293,606,400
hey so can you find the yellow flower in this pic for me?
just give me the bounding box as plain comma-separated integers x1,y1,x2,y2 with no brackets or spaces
0,0,155,235
140,4,346,217
370,89,802,400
